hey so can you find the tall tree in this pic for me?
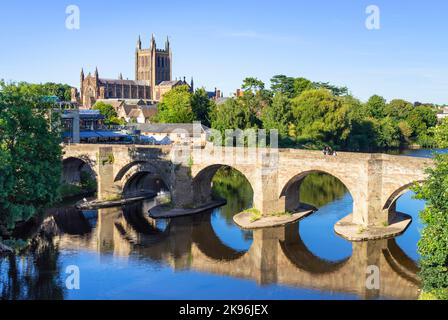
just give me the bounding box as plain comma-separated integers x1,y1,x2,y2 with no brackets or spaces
293,77,314,97
241,77,265,93
211,98,258,135
0,82,62,232
156,85,194,123
15,82,72,101
191,88,213,127
92,101,123,125
406,105,438,142
291,89,351,148
270,75,295,98
313,82,349,96
413,154,448,300
364,95,387,119
261,92,293,137
385,99,414,120
432,118,448,148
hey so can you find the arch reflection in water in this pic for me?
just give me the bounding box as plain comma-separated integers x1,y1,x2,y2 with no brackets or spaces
42,204,419,300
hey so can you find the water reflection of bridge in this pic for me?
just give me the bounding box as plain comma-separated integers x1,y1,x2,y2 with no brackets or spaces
51,204,419,300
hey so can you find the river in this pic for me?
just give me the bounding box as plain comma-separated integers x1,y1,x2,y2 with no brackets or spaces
0,149,445,300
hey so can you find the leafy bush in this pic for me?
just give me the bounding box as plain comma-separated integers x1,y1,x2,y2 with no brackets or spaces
413,154,448,300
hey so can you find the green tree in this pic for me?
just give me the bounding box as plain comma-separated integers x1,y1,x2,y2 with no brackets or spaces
432,118,448,148
397,120,413,143
413,154,448,300
345,95,378,151
211,98,258,136
261,92,293,138
372,117,401,149
191,88,213,127
0,82,62,233
364,95,387,119
242,77,265,93
92,101,124,125
385,99,414,120
13,82,72,101
406,105,437,144
313,82,349,96
293,77,314,97
291,89,351,148
156,85,194,123
270,75,296,98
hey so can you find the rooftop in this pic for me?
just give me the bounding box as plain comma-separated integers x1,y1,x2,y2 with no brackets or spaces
133,123,210,135
99,78,150,86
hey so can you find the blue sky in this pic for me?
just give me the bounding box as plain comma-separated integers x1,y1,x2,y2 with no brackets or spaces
1,0,448,104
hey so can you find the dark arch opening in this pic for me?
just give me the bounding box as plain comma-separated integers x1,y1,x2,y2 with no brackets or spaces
61,157,97,198
122,171,169,198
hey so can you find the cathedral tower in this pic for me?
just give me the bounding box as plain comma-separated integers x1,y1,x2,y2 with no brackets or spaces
135,34,172,99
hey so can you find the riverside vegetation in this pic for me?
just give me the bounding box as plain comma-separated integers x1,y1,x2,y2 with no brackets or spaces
413,122,448,300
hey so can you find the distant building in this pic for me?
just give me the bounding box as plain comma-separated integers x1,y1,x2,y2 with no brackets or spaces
61,109,108,143
127,106,158,124
71,34,194,108
437,107,448,121
79,110,105,130
207,87,224,100
135,123,210,146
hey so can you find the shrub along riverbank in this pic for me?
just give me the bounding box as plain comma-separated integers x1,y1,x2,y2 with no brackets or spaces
413,123,448,300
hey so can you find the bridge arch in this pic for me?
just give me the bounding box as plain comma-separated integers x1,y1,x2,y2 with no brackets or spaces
279,169,354,213
191,164,255,205
382,181,425,213
115,161,171,197
62,156,97,190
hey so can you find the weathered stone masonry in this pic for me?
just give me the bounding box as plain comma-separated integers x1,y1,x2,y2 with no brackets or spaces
63,144,432,230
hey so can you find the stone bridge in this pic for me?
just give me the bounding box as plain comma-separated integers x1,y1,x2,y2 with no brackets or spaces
62,144,432,237
50,205,420,300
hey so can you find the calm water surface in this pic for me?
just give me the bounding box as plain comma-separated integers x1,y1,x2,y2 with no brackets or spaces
0,149,440,300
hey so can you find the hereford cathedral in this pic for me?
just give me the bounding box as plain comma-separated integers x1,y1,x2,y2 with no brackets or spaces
72,34,193,108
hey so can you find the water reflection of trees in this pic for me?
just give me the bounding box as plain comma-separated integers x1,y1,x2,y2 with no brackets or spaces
0,232,65,300
211,167,253,241
211,167,253,221
299,173,349,208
